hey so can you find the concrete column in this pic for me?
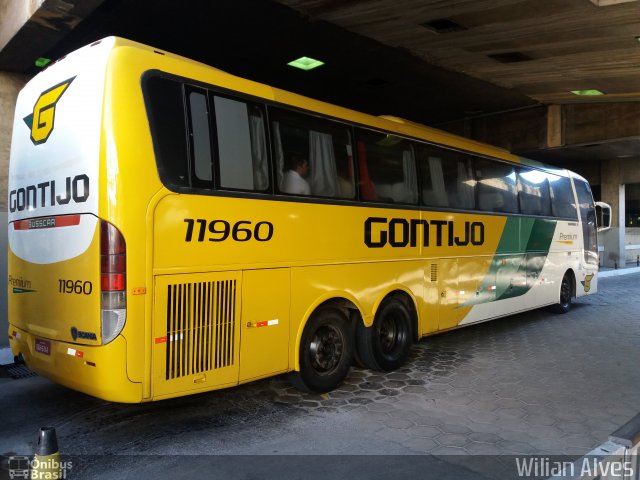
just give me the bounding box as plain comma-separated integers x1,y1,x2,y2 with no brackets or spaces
0,71,29,348
599,158,625,268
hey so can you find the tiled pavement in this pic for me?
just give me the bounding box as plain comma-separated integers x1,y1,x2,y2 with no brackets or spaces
268,272,640,456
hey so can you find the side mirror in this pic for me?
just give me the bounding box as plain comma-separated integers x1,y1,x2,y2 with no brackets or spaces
595,202,612,232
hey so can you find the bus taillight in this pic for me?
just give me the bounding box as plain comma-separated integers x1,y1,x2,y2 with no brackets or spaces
100,220,127,344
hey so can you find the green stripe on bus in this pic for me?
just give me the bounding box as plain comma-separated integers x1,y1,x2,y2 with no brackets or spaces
462,217,556,307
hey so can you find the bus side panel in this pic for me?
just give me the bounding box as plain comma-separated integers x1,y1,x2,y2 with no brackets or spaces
239,268,290,383
289,261,424,371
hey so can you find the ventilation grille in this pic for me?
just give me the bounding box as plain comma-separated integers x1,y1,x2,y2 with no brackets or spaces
165,280,236,380
430,264,438,282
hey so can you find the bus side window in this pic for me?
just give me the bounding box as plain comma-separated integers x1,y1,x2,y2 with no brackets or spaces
143,76,190,188
186,89,213,184
549,175,578,219
355,129,418,205
517,168,551,216
213,96,269,191
475,158,518,214
270,107,354,199
417,144,475,210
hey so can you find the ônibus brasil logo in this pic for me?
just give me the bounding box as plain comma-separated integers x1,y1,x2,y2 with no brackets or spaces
23,77,75,145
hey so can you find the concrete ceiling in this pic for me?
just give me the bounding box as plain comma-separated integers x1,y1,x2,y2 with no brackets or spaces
1,0,639,170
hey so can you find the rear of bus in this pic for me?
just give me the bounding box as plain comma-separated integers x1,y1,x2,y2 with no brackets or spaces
7,39,141,402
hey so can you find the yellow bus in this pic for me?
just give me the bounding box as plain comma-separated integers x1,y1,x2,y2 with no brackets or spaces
8,37,609,402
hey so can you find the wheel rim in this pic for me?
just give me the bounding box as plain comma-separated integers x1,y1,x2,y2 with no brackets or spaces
377,310,407,355
309,325,344,373
560,276,571,307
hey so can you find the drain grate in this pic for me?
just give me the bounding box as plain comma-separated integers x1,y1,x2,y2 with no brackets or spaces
3,363,37,380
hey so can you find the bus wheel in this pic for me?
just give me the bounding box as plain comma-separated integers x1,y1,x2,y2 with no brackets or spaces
551,273,573,314
290,308,353,393
356,296,413,371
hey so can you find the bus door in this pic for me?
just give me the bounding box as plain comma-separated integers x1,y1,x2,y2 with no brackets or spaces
574,180,599,294
574,180,598,267
152,272,241,398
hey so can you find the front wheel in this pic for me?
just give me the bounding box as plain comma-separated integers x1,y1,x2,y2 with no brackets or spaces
550,273,573,314
356,296,413,371
290,307,353,393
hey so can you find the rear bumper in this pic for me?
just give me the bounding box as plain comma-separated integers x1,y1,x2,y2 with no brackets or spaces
8,324,143,403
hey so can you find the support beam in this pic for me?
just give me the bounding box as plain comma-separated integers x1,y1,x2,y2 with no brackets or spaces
439,102,640,174
0,0,106,73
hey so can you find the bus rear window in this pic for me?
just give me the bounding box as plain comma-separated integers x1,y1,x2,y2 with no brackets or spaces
144,74,270,193
144,76,190,188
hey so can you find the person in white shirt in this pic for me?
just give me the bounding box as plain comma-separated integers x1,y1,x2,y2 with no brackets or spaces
282,155,311,195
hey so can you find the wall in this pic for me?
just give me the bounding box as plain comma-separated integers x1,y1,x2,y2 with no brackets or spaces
625,228,640,265
599,158,640,268
0,71,29,347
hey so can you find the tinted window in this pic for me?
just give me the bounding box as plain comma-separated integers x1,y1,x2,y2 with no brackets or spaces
417,144,475,209
271,108,354,198
518,168,551,216
474,158,518,213
214,97,269,191
355,129,418,204
187,89,213,183
144,76,189,187
548,174,577,219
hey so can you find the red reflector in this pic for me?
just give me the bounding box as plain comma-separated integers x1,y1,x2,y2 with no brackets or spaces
101,273,126,291
100,220,126,294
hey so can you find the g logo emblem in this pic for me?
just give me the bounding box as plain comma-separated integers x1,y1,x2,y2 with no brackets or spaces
581,274,595,293
23,77,75,145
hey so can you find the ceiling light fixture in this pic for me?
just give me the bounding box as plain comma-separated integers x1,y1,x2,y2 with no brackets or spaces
570,89,605,96
35,57,51,68
287,56,324,71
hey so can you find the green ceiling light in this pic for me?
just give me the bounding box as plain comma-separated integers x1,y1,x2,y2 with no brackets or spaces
570,89,605,96
287,56,324,71
35,57,51,68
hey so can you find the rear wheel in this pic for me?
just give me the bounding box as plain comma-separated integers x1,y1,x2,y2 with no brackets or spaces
551,272,573,314
357,296,413,371
290,307,353,393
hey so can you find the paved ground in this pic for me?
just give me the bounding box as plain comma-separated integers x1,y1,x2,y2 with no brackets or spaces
1,273,639,479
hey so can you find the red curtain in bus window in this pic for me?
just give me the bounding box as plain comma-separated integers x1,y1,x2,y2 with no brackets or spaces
358,140,377,200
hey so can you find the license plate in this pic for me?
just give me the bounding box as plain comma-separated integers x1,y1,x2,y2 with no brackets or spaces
35,339,51,355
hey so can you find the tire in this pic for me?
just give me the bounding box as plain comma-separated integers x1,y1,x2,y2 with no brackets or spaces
356,296,413,371
550,272,572,314
289,307,353,393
